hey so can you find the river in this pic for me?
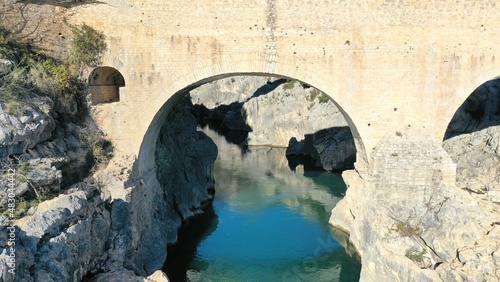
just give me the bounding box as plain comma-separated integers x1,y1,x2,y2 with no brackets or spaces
163,127,361,281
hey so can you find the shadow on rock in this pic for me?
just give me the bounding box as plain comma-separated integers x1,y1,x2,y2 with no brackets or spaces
286,126,356,172
444,77,500,140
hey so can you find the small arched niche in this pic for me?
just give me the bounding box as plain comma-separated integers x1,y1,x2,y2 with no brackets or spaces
89,66,125,105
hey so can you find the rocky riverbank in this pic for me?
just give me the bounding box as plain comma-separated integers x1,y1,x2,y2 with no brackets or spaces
0,95,213,282
0,96,114,281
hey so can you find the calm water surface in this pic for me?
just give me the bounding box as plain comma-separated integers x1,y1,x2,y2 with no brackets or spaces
164,128,361,281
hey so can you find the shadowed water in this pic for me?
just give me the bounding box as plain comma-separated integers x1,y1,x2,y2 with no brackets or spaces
163,127,361,281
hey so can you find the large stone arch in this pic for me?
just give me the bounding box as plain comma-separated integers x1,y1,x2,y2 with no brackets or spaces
136,72,369,179
120,70,371,275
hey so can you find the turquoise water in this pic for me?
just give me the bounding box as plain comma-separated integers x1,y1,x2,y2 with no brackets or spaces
164,128,361,281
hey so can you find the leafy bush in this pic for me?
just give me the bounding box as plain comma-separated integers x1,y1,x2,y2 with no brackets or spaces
308,89,320,101
283,80,296,90
0,67,31,114
405,249,427,263
69,24,106,72
318,93,330,103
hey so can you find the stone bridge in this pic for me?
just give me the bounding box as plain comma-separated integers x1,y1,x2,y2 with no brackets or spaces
5,0,500,278
66,0,498,176
6,0,499,172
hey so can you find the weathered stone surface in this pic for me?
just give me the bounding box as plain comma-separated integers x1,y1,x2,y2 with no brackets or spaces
0,185,113,282
0,95,55,157
87,98,218,278
145,270,170,282
443,125,500,199
287,126,356,171
35,216,109,282
329,127,500,281
156,97,217,235
191,77,349,148
190,76,273,108
16,191,88,253
0,157,64,213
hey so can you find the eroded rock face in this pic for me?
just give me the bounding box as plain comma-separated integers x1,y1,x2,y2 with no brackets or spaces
287,127,356,171
190,76,349,147
108,97,218,277
155,97,218,244
330,127,500,281
189,76,273,108
0,183,112,282
190,76,356,170
0,96,55,157
443,125,500,201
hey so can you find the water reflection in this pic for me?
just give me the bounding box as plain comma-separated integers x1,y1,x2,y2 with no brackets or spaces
163,127,361,281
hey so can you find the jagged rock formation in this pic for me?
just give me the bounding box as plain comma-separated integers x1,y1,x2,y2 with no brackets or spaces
155,97,218,245
190,76,349,147
0,94,112,281
0,182,112,282
190,76,272,108
0,93,190,282
443,125,500,201
330,127,500,281
86,99,217,281
0,96,55,157
0,94,101,221
287,127,356,171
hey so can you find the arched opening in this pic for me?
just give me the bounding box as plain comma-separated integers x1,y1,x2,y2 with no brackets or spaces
137,73,367,177
444,77,500,140
88,66,125,105
443,76,499,195
135,73,364,280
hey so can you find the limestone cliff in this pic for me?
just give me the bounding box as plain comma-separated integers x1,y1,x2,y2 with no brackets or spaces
84,98,217,281
155,97,218,245
330,127,500,281
190,76,356,171
0,96,55,157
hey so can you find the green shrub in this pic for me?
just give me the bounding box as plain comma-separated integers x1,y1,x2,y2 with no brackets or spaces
283,80,296,90
405,249,427,263
308,89,320,101
318,93,330,103
69,24,107,71
393,219,420,238
0,22,107,115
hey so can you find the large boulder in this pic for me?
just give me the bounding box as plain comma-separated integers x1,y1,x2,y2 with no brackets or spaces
287,126,356,171
0,158,63,212
443,125,500,202
0,95,55,157
0,185,112,282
